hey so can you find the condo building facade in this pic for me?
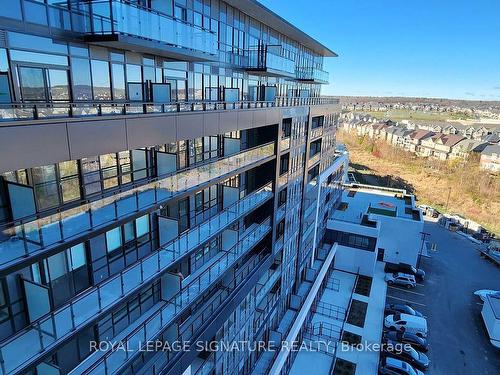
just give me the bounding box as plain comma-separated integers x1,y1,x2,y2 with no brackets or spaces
0,1,349,374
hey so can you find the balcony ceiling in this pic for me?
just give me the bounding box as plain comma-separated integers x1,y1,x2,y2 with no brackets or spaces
225,0,338,57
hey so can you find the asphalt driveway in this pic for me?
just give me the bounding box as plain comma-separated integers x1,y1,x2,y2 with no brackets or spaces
385,218,500,374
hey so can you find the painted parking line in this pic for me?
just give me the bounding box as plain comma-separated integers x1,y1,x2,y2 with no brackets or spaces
387,286,425,297
386,294,427,307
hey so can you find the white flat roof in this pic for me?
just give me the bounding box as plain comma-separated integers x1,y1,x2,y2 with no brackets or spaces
332,185,420,224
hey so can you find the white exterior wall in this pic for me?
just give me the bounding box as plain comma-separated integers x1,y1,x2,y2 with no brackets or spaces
334,244,377,276
327,218,379,276
373,214,423,266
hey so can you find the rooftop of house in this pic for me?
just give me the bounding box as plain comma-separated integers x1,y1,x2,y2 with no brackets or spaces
409,129,435,141
481,144,500,157
453,139,488,152
332,184,421,225
429,133,466,147
484,133,500,144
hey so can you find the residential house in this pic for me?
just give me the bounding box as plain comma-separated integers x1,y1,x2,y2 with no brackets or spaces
406,130,435,153
443,124,459,134
480,145,500,172
393,128,414,149
483,133,500,144
419,133,465,160
450,139,488,159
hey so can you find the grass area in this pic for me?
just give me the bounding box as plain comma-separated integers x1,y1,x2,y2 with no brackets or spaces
339,130,500,235
353,109,473,122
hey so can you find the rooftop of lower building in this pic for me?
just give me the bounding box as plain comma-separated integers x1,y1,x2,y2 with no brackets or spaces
332,183,421,224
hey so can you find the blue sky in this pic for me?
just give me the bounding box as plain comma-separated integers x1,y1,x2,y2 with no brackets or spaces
259,0,500,100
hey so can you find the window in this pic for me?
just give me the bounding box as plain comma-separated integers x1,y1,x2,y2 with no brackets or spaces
48,69,70,101
71,57,92,100
32,165,59,209
81,157,101,196
278,188,287,207
282,118,292,138
106,227,122,253
118,151,132,184
279,154,289,175
91,60,111,100
68,243,86,270
311,116,324,129
99,154,118,189
0,283,9,323
327,230,376,252
111,63,126,100
135,215,149,238
307,165,319,182
18,67,46,101
178,198,190,233
59,161,80,203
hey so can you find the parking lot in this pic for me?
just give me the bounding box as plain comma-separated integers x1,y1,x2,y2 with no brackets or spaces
384,218,500,375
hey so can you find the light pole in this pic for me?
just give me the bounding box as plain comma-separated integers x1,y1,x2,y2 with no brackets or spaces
418,231,431,268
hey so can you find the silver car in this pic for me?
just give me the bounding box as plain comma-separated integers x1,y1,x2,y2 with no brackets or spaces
385,273,416,288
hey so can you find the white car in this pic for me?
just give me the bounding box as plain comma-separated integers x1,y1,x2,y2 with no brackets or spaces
385,273,417,288
474,289,500,302
384,313,428,338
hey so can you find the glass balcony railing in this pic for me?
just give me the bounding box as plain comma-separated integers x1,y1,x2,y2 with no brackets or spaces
280,137,290,152
80,218,271,375
295,67,330,84
310,126,323,140
0,143,275,270
255,269,281,306
246,45,296,76
308,152,321,168
126,251,267,375
276,203,286,222
89,0,217,55
0,97,341,122
0,186,273,375
164,183,273,263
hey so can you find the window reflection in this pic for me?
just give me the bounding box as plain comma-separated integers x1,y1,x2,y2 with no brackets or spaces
48,69,70,101
71,58,92,101
91,60,111,100
18,67,47,101
32,165,59,209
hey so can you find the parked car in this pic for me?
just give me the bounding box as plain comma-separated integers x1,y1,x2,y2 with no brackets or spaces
385,273,417,289
474,289,500,302
385,304,424,318
382,339,430,370
385,262,425,281
379,356,424,375
384,331,429,352
384,313,428,337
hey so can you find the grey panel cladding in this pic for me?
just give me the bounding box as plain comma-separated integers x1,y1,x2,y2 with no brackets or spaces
0,106,284,173
0,122,70,173
67,119,127,159
176,113,204,140
126,116,176,149
310,103,341,116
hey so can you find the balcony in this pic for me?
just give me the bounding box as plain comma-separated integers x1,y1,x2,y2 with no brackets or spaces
310,126,324,140
0,186,273,374
280,137,290,152
296,67,330,84
0,97,339,122
85,0,217,60
75,219,271,375
246,45,296,78
162,183,273,264
0,143,275,272
308,152,321,168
